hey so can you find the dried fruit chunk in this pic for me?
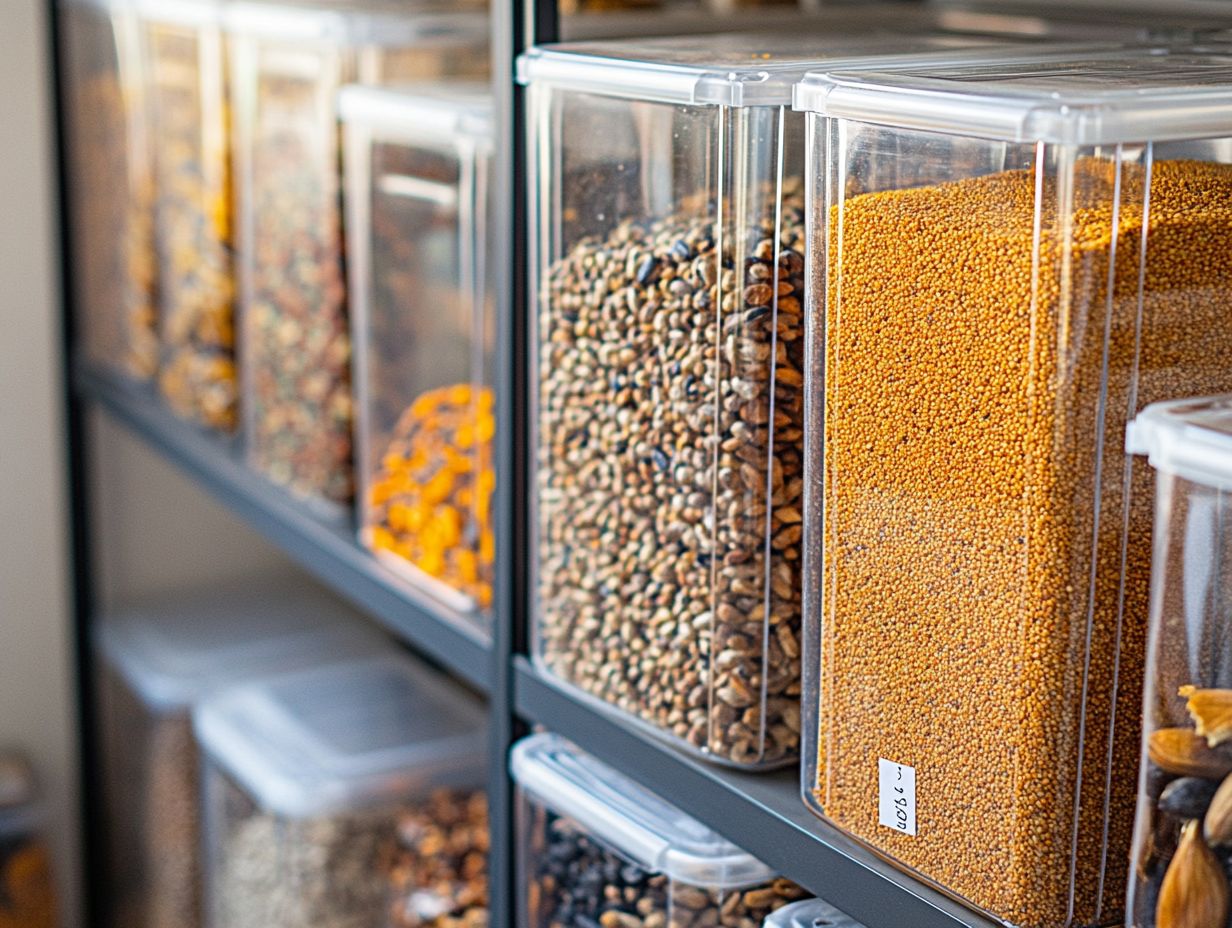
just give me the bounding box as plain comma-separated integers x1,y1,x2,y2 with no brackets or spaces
1149,729,1232,780
1179,686,1232,748
1156,821,1228,928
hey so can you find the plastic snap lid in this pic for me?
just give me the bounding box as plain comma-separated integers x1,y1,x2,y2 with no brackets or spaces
95,573,388,714
339,82,493,143
517,30,1028,108
1127,395,1232,490
510,733,775,889
762,898,868,928
194,653,486,819
794,44,1232,144
132,0,224,26
224,0,486,47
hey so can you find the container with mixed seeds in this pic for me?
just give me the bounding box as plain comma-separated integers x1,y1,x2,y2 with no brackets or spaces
341,83,495,624
226,0,489,513
95,573,385,928
60,0,158,381
518,30,1027,769
0,756,56,928
512,732,808,928
135,0,236,431
194,653,487,928
795,45,1232,928
1125,396,1232,928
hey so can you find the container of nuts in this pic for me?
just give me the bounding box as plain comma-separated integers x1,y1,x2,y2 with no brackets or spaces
94,573,385,928
135,0,237,432
60,0,159,382
194,653,487,928
795,46,1232,928
341,82,495,626
225,0,489,514
1125,395,1232,928
512,732,808,928
517,28,1028,770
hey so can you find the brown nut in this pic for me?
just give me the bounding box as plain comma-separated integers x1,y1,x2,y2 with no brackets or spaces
1180,686,1232,748
1157,820,1229,928
1149,728,1232,780
1204,771,1232,846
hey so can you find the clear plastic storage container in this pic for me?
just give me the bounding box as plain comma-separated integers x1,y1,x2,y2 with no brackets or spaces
795,45,1232,928
762,898,865,928
136,0,237,431
512,733,807,928
0,756,56,928
60,0,158,382
341,83,495,622
520,30,1025,769
195,653,487,928
1125,396,1232,928
95,574,386,928
227,0,489,512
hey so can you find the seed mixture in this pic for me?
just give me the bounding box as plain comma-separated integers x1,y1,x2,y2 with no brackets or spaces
526,810,807,928
387,789,489,928
814,158,1232,928
536,183,806,767
145,24,237,432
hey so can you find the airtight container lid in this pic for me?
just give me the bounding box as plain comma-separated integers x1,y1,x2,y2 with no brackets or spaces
224,0,485,47
339,82,493,144
510,733,774,888
794,44,1232,145
516,31,1030,107
132,0,223,26
194,654,486,819
762,898,868,928
1127,395,1232,490
95,573,388,714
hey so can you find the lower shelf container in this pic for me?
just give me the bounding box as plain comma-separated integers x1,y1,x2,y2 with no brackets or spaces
0,756,55,928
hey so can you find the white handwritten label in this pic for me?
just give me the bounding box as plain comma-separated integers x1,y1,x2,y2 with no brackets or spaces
878,758,917,836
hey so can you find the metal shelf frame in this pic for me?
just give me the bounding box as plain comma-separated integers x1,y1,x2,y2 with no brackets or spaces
51,0,1012,926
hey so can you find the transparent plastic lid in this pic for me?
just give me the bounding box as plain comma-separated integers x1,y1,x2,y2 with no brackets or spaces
761,898,868,928
510,733,775,888
794,44,1232,144
339,82,493,144
95,573,388,714
516,31,1026,107
1127,395,1232,489
132,0,223,26
224,0,486,46
194,654,486,818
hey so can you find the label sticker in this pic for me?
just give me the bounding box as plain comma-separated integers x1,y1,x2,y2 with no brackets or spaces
878,758,917,836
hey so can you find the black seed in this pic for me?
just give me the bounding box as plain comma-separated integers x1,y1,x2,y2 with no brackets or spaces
636,256,658,285
1159,777,1220,819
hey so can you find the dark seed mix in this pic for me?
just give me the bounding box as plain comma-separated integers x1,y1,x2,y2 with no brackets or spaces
527,812,807,928
536,181,806,767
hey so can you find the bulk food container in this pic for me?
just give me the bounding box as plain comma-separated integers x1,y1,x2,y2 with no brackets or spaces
136,0,236,432
1125,396,1232,928
195,653,487,928
60,0,158,382
520,29,1029,769
762,898,865,928
795,45,1232,928
95,574,385,928
227,0,489,513
341,83,495,622
0,756,55,928
512,732,808,928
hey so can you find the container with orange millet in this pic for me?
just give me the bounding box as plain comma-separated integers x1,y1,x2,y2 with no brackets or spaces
794,45,1232,928
341,83,495,630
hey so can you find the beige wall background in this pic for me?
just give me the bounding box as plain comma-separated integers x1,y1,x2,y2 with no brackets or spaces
0,0,81,925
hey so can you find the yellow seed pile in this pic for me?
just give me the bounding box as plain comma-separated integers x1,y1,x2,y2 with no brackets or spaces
815,158,1232,928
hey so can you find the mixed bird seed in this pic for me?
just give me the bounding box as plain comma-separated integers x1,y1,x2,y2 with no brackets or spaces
536,181,806,767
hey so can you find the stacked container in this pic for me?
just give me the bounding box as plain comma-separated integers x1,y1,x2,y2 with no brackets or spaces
512,733,808,928
95,574,385,928
762,899,866,928
136,0,237,431
60,0,158,382
794,45,1232,928
195,653,487,928
341,83,495,623
520,30,1033,770
226,0,488,513
0,756,55,928
1125,396,1232,928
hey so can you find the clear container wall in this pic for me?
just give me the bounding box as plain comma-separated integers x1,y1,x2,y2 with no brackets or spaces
1127,471,1232,928
143,16,237,431
517,789,807,928
804,122,1232,928
97,662,201,928
233,33,488,511
530,85,806,769
61,1,158,381
348,124,495,618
